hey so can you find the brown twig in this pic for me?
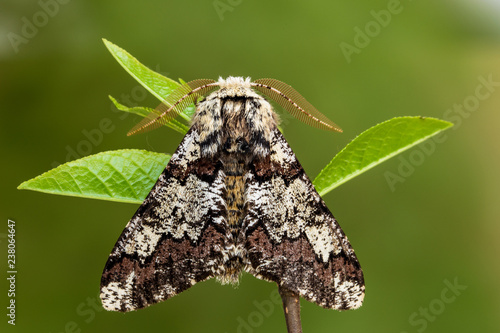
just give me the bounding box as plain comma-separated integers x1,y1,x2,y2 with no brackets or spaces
279,285,303,333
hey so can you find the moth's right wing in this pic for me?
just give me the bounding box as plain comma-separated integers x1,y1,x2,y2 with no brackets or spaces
243,128,364,310
100,128,229,312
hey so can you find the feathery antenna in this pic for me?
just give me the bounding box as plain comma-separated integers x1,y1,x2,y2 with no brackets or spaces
252,78,342,132
127,79,217,136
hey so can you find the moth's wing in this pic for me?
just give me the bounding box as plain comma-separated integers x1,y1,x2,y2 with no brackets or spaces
243,129,364,310
100,128,229,312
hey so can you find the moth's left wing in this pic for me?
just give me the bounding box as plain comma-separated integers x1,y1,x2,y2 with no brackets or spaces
100,128,229,312
243,129,364,310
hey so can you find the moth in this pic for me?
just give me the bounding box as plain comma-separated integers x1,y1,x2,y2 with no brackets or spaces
100,76,364,312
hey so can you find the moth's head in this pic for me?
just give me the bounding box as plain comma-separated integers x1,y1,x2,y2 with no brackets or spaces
217,76,251,89
216,76,254,98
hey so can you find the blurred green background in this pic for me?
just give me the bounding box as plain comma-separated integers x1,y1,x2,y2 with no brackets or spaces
2,0,500,332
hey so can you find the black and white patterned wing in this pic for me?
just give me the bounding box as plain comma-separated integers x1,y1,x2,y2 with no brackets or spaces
100,128,229,312
244,128,364,310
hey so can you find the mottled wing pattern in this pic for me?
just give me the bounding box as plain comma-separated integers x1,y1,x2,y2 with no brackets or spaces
243,128,364,310
100,128,229,312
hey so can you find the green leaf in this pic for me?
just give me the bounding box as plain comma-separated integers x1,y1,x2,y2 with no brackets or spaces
109,95,189,135
18,150,170,204
102,39,196,121
313,117,453,196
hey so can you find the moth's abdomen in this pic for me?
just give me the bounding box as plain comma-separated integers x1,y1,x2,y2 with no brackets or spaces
224,160,247,234
220,155,248,284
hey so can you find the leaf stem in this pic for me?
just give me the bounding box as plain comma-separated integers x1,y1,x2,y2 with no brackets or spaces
279,285,302,333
